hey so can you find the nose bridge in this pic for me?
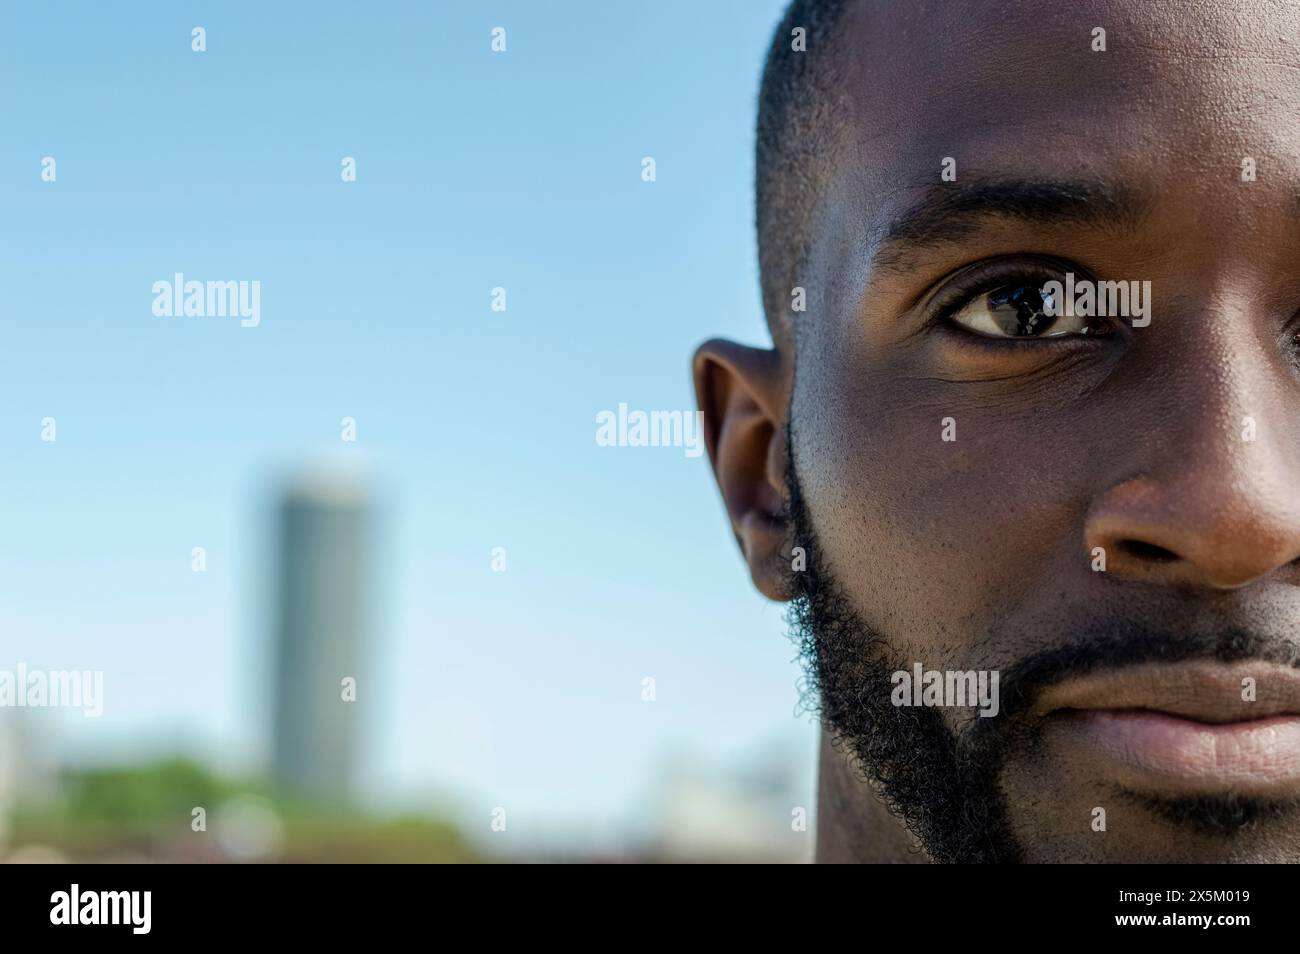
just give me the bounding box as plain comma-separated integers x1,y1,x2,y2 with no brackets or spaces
1085,309,1300,588
1150,278,1298,473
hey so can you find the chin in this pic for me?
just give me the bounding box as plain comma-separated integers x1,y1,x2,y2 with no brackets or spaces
1006,779,1300,862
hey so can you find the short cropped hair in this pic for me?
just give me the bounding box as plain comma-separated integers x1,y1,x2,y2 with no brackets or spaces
755,0,853,345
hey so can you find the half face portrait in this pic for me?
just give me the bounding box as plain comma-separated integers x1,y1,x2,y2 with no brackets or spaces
695,0,1300,863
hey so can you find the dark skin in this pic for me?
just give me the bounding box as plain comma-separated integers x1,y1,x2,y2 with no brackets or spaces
696,0,1300,862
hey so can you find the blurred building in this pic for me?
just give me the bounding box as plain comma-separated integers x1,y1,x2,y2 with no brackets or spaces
270,478,372,804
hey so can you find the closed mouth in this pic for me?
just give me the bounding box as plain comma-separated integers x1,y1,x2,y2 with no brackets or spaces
1033,662,1300,794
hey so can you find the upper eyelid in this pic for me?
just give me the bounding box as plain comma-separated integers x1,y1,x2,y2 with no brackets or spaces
922,256,1087,319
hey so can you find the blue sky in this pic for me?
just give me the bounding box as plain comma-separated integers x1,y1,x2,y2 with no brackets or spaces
0,0,815,852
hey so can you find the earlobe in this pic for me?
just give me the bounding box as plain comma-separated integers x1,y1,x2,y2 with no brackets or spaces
692,338,795,601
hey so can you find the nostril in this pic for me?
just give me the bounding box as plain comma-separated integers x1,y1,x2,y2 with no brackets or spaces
1116,539,1180,563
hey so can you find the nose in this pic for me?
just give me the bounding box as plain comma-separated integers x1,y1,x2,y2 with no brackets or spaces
1085,444,1300,589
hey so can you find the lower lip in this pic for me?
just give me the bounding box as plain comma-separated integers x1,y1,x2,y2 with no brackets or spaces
1054,710,1300,793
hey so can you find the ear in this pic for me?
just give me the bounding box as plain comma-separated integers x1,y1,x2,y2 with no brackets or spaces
692,338,793,601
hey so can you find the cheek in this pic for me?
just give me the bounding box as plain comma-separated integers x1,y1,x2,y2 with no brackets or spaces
794,364,1093,659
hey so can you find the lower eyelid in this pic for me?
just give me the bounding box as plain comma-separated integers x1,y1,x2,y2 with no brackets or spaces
936,318,1112,350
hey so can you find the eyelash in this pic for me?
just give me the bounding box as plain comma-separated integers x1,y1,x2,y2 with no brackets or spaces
924,257,1114,345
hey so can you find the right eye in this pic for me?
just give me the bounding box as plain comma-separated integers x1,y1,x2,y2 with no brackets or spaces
948,279,1108,340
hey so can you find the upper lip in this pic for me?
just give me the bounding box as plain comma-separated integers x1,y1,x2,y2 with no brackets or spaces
1033,661,1300,724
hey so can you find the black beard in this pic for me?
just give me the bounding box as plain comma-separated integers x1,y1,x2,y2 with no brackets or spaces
784,434,1300,863
784,450,1023,863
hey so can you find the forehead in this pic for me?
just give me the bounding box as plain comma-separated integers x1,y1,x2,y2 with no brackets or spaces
834,0,1300,218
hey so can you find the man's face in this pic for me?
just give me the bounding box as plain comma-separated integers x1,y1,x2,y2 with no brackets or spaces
773,0,1300,862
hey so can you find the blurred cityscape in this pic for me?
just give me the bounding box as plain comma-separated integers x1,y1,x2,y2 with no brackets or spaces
0,476,812,863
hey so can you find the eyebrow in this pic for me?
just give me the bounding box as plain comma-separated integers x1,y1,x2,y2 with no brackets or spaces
873,177,1150,272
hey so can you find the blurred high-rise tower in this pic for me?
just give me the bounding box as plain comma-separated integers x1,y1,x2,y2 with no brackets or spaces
270,478,371,804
